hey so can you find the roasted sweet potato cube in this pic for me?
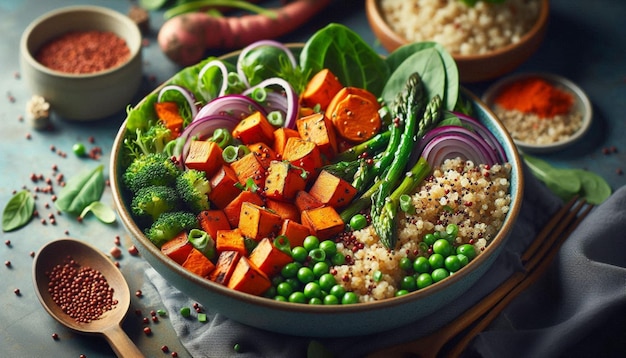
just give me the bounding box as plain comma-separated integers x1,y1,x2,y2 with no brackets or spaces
301,206,344,240
230,152,266,188
197,209,231,239
272,127,300,156
208,165,242,209
278,219,312,248
308,170,358,209
296,112,338,160
294,190,324,213
231,111,275,145
265,199,299,222
282,137,323,181
161,231,194,265
238,202,283,241
182,248,216,278
184,140,224,177
209,250,241,285
299,68,344,110
227,256,272,296
247,142,278,170
216,228,247,256
249,238,293,277
264,160,307,201
222,190,265,227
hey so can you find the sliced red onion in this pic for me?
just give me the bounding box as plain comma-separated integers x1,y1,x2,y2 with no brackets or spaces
243,77,298,129
418,125,499,167
236,40,298,87
194,94,266,123
179,114,240,166
197,59,230,100
158,84,198,119
450,111,507,162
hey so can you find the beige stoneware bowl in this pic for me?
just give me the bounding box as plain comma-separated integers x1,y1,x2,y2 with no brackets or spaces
365,0,550,83
20,5,143,121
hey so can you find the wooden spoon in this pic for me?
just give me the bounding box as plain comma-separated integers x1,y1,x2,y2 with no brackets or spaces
32,238,144,358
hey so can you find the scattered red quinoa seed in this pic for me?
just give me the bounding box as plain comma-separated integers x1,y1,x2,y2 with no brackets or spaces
142,317,150,324
30,251,35,257
150,310,157,316
617,168,623,175
47,257,117,323
51,333,59,340
161,345,169,353
171,352,178,357
114,261,120,268
135,290,143,298
25,133,31,139
143,327,152,335
114,235,121,246
80,355,86,358
5,260,11,267
5,240,10,246
110,246,122,259
152,316,159,323
14,288,21,295
88,136,95,144
64,229,70,235
128,245,139,256
14,71,20,79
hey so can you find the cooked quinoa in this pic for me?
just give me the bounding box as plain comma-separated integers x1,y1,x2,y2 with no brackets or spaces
379,0,541,56
333,157,512,302
494,107,583,145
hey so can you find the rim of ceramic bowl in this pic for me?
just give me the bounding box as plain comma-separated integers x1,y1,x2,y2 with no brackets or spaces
20,5,142,79
365,0,550,61
110,45,524,317
482,72,593,153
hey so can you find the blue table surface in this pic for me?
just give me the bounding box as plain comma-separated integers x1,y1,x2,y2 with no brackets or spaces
1,0,624,357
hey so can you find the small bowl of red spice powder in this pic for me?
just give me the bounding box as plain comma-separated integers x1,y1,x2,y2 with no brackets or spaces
483,72,592,153
20,6,143,121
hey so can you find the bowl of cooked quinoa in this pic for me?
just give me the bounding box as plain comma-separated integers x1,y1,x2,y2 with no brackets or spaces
366,0,550,82
20,5,143,121
482,72,593,152
110,37,524,337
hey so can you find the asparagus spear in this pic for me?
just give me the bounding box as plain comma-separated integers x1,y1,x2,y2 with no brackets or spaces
372,94,442,249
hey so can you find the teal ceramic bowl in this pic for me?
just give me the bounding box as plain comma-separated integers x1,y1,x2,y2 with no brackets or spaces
110,50,524,337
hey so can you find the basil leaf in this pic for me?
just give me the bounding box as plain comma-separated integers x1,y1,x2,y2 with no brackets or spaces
80,201,116,224
55,165,105,215
573,169,612,205
2,190,35,232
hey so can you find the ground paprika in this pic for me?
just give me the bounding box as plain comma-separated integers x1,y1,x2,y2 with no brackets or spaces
494,77,574,118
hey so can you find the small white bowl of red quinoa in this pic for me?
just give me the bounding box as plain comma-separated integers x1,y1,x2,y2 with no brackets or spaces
20,5,143,121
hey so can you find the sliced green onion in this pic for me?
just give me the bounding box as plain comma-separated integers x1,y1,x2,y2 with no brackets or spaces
251,87,267,103
222,144,250,163
267,110,284,127
400,194,416,214
373,270,383,282
273,235,291,254
209,128,232,148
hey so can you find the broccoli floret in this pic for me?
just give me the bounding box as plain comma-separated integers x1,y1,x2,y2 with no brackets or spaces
124,123,173,161
145,211,199,247
131,185,181,221
123,152,182,193
176,169,211,212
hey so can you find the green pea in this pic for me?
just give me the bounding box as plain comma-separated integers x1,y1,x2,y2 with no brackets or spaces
373,270,383,282
323,294,339,305
274,295,287,302
431,268,450,282
416,273,433,289
444,255,462,272
308,297,323,305
457,254,469,267
428,253,445,269
276,282,293,297
263,286,276,298
312,261,330,277
331,252,346,265
400,275,417,291
446,223,459,238
413,256,430,273
399,257,413,271
318,273,336,291
291,246,308,262
72,143,86,157
288,291,307,303
309,248,326,263
297,267,315,284
456,244,477,261
341,292,359,304
423,233,436,246
319,240,337,257
285,277,301,291
349,214,367,230
281,262,301,278
329,284,346,298
433,239,453,257
303,235,320,251
395,289,410,296
304,282,322,299
180,306,191,317
271,275,284,286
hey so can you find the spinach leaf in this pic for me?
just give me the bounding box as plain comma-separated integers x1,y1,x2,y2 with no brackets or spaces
386,42,459,110
523,154,611,204
55,165,105,216
300,23,389,96
381,47,445,110
2,190,35,232
80,201,117,224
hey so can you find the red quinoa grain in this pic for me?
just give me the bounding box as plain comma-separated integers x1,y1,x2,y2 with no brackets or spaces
36,31,130,74
51,333,59,340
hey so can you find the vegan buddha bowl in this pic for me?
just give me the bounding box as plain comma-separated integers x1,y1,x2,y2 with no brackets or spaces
111,24,523,337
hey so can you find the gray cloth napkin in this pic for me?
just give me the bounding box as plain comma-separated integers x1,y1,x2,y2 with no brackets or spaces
146,166,626,357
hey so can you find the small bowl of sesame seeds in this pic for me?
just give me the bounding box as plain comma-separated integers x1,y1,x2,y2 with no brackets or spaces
19,5,143,121
482,72,593,153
